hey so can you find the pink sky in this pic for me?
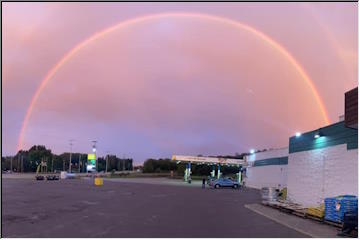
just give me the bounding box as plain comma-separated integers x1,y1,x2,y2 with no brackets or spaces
2,3,358,163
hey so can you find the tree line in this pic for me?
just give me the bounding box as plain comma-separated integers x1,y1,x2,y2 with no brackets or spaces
2,145,133,173
142,150,271,176
143,157,246,176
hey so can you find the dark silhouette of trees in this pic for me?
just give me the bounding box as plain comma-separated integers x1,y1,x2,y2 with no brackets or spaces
4,145,133,173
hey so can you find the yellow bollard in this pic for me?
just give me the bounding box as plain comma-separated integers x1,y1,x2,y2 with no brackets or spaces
94,177,103,186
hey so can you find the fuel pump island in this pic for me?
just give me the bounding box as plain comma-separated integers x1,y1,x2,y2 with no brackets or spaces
171,155,246,184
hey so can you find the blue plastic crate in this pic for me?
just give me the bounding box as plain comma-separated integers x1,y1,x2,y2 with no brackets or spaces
325,195,358,223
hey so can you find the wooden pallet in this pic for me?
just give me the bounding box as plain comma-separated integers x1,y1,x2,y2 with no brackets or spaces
306,214,324,223
293,209,307,218
324,220,343,229
263,201,327,222
263,201,348,230
262,201,306,216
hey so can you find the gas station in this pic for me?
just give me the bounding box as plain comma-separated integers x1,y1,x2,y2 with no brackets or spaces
171,155,246,183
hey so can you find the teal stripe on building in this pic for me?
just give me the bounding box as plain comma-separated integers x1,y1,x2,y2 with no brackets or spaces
289,121,358,154
253,156,288,167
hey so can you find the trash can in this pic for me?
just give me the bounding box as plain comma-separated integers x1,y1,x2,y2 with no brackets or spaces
94,177,103,186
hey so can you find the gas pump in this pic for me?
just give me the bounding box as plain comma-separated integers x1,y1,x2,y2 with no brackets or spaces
184,162,192,183
237,166,242,184
187,162,192,183
211,165,215,178
217,164,221,179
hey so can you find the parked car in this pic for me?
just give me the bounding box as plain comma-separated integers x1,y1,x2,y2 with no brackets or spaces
209,178,240,189
35,175,45,181
46,175,59,181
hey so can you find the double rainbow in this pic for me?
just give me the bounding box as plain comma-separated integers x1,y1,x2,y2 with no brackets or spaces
17,12,330,151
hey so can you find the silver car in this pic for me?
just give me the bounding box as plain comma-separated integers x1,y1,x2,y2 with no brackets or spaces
209,178,240,189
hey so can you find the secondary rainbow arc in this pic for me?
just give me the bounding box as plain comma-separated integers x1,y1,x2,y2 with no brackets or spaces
17,12,330,151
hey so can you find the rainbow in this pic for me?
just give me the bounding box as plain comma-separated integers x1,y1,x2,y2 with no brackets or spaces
17,12,330,151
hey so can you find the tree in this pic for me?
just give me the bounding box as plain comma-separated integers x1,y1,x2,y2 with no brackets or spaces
14,146,51,172
97,157,105,172
52,155,63,171
2,157,10,170
143,159,155,173
143,158,177,173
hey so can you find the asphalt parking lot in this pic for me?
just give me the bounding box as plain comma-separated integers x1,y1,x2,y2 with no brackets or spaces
2,178,308,237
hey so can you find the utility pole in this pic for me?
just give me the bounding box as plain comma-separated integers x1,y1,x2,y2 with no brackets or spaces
69,139,74,173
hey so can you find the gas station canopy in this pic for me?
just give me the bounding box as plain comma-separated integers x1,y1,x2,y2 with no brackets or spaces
172,155,246,166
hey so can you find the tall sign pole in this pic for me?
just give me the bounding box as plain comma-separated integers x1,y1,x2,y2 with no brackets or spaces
91,140,97,172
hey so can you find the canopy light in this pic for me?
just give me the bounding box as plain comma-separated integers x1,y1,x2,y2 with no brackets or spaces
314,130,323,139
250,149,255,154
295,132,301,137
92,148,96,153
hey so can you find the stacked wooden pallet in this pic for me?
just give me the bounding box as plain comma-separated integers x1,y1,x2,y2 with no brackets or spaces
262,200,343,229
262,200,307,217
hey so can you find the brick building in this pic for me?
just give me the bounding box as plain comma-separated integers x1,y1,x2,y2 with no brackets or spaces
287,87,358,207
245,87,358,207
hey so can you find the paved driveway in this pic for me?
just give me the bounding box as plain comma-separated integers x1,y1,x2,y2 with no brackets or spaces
2,178,308,237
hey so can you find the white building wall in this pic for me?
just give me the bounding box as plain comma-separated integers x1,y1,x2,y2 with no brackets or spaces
245,147,288,189
287,144,358,207
246,165,287,189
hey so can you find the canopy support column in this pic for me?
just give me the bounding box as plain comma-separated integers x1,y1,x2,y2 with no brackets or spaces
217,164,221,179
211,165,215,178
